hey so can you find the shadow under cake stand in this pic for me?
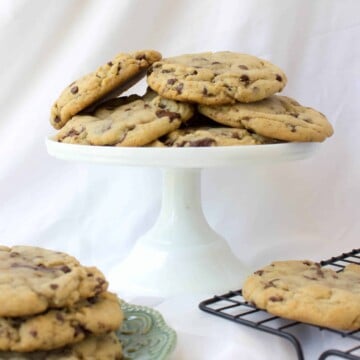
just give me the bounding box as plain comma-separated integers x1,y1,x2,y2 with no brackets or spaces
46,139,319,297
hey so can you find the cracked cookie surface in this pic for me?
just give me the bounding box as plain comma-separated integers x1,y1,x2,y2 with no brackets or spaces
0,332,122,359
199,95,333,142
147,51,287,105
0,246,108,317
50,50,162,129
159,126,279,147
0,292,123,352
54,90,194,146
242,261,360,330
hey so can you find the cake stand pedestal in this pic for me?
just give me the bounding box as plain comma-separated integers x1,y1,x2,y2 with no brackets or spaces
46,139,319,296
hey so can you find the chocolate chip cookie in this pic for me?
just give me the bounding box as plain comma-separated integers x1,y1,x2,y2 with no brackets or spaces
147,51,287,105
50,50,162,129
242,261,360,330
0,333,122,359
0,246,108,317
199,95,333,142
160,127,279,147
54,90,194,146
0,292,123,352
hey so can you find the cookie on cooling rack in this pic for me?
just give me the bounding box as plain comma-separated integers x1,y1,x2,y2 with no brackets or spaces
242,260,360,330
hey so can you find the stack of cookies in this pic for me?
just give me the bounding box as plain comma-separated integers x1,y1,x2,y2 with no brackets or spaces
0,246,123,359
51,50,333,146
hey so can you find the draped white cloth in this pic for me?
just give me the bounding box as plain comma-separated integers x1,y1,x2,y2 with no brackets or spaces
0,0,359,358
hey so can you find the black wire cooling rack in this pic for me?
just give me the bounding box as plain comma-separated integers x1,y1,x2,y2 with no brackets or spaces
199,249,360,360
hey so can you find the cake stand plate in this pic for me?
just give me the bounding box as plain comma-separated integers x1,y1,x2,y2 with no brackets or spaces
46,139,320,297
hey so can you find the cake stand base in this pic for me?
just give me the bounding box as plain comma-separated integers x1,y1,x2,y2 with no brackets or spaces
108,168,245,297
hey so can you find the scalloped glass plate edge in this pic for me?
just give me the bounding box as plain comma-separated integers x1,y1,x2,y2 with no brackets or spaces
117,301,177,360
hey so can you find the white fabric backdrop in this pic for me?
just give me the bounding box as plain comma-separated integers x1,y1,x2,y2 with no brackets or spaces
0,0,359,359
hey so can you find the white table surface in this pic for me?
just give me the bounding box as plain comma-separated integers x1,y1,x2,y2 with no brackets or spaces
121,292,359,360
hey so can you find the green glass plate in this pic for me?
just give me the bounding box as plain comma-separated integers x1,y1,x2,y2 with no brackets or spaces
117,302,177,360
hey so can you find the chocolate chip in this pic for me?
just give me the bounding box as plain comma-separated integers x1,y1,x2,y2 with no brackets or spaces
242,116,250,121
11,318,25,328
10,252,20,258
175,83,184,94
287,124,296,132
303,118,313,124
238,64,249,70
136,54,147,61
202,87,208,95
187,138,215,147
54,116,61,123
276,74,283,82
161,69,173,73
147,67,154,76
254,270,264,276
70,86,79,94
167,78,177,85
155,109,181,122
87,297,98,304
315,268,325,278
303,261,312,266
191,70,198,75
107,61,113,66
290,112,299,118
56,312,64,322
29,330,38,338
269,295,283,302
66,129,80,137
116,64,121,74
303,275,318,280
211,61,221,65
240,74,250,84
73,324,85,338
60,265,71,273
264,279,280,289
50,284,59,290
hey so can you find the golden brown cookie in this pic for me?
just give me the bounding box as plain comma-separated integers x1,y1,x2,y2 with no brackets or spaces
50,50,162,129
242,260,360,330
147,51,287,105
0,292,123,352
54,90,194,146
160,127,279,147
0,246,107,318
199,95,333,142
0,333,122,359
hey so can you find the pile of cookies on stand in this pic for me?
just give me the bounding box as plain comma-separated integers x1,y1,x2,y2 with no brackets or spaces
0,246,123,359
50,50,333,146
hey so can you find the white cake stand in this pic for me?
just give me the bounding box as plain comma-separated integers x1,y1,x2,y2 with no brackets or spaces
46,139,319,297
